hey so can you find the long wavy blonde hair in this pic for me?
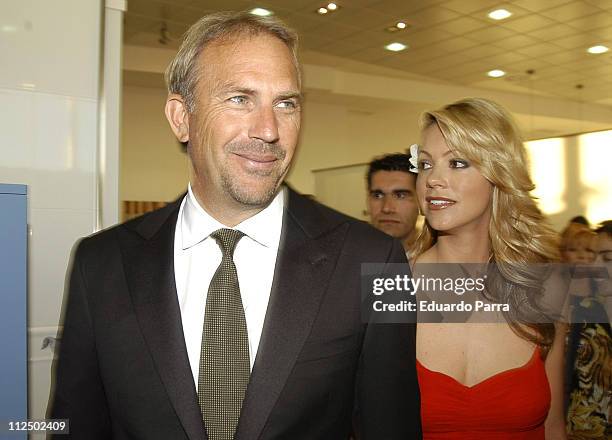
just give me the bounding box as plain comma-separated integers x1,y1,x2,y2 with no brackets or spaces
412,97,560,350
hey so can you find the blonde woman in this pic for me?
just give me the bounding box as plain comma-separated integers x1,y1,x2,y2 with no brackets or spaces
412,98,567,439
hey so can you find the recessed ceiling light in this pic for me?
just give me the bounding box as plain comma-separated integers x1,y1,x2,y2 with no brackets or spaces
327,3,338,10
487,69,506,78
587,45,609,54
21,83,36,90
396,21,407,29
385,42,407,52
488,9,512,20
1,25,18,32
317,7,328,14
250,8,273,17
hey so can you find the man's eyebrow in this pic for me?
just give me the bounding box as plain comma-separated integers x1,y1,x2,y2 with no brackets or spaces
393,189,412,193
219,86,256,95
216,84,302,101
277,91,302,102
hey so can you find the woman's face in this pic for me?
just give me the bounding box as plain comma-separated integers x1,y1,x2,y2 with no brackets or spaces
416,123,493,237
562,235,597,264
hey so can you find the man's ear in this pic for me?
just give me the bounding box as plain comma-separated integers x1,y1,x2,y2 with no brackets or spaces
165,94,190,142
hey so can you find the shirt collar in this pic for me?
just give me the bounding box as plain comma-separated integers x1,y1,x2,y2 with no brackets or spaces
180,183,285,250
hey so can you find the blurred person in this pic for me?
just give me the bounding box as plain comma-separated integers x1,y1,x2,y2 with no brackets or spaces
560,223,597,416
594,221,612,301
559,223,598,314
595,221,612,329
47,11,421,440
412,98,567,439
366,153,419,253
560,222,597,265
565,221,612,439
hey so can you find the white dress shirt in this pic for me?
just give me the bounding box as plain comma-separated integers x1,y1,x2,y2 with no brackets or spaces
174,184,285,386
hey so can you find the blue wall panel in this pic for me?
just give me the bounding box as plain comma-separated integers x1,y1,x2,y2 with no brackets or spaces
0,184,27,439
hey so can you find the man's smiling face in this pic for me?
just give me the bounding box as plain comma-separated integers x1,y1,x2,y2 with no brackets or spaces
187,33,301,210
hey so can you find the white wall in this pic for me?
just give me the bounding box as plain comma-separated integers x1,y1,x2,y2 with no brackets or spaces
314,163,369,221
121,85,189,202
0,0,123,424
292,99,426,195
526,131,612,227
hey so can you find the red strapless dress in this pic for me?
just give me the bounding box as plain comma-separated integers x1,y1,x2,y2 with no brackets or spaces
417,349,551,439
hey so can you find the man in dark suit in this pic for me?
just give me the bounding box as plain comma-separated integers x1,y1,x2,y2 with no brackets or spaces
48,11,420,439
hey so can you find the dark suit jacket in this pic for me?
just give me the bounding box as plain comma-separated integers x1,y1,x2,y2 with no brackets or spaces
48,188,421,439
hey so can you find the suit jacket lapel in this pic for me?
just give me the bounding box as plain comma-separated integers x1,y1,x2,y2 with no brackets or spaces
121,201,207,440
235,189,348,440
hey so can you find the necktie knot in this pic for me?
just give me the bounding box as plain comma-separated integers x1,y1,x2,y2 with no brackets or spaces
210,228,244,259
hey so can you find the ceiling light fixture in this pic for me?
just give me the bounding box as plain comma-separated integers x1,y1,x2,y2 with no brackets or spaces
385,42,407,52
386,22,409,33
317,3,339,14
1,25,18,32
487,69,506,78
250,8,273,17
488,9,512,20
587,45,609,54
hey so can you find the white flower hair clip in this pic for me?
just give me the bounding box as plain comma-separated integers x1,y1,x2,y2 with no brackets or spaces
408,144,419,173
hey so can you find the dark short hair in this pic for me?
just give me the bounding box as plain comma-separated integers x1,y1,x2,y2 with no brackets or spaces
366,153,414,188
570,215,589,226
595,220,612,236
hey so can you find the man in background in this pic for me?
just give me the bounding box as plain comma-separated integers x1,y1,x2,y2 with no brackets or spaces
366,153,419,254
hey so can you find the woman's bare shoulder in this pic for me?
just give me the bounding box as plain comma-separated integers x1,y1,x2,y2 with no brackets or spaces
414,247,437,264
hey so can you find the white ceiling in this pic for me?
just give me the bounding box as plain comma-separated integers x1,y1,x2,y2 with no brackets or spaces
124,0,612,105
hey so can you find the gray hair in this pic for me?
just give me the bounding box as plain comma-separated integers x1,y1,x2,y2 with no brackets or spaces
165,11,300,113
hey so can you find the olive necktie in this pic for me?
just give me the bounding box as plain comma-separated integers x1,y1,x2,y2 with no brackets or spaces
198,228,250,440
